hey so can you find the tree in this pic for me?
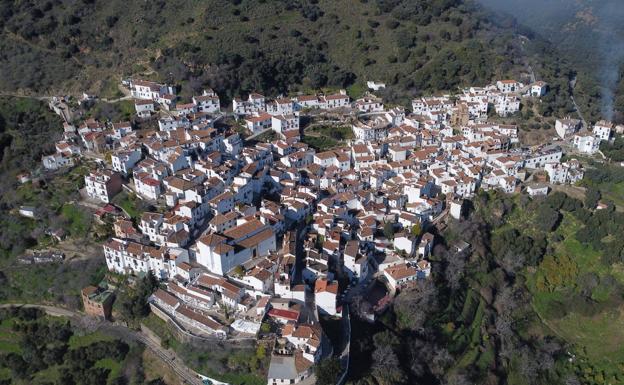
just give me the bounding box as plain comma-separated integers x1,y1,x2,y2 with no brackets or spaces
584,187,601,209
372,345,405,385
315,357,342,385
536,255,578,292
411,223,421,237
394,279,438,331
260,321,271,334
445,250,466,290
383,222,396,240
119,272,159,321
145,379,167,385
537,205,561,232
232,265,244,277
256,344,266,360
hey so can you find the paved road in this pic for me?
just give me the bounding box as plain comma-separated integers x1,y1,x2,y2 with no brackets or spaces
0,303,204,385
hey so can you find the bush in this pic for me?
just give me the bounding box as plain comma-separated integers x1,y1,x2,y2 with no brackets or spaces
383,222,395,239
385,19,400,29
367,19,380,28
536,255,578,292
584,187,601,209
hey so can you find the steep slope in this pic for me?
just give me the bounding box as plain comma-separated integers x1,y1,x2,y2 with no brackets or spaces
477,0,624,122
0,0,528,102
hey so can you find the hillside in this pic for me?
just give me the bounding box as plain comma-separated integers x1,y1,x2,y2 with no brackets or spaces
477,0,624,123
0,0,531,102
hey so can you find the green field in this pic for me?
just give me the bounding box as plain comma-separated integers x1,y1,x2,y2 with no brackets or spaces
302,135,342,151
303,125,353,151
0,318,20,355
113,191,145,220
527,213,624,383
69,331,116,349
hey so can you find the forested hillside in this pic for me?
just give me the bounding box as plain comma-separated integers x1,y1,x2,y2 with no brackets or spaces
0,0,529,102
347,187,624,385
478,0,624,123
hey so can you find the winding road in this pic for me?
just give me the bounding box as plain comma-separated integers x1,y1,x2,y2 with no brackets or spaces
0,303,204,385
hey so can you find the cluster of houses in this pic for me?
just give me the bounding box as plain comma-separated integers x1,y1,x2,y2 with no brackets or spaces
37,74,616,385
555,117,622,155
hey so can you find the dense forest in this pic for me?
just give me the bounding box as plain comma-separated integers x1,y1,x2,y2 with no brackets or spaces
0,307,168,385
0,0,537,103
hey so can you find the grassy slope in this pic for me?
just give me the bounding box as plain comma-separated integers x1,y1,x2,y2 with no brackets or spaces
142,314,266,385
527,214,624,383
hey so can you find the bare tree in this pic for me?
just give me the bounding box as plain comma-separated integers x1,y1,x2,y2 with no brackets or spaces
372,345,406,385
445,250,467,290
394,279,438,331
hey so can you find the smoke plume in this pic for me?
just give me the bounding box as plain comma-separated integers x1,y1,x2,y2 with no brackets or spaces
594,1,624,121
477,0,624,121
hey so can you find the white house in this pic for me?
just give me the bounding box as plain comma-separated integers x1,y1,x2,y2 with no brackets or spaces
394,233,415,255
272,114,299,134
244,113,273,134
42,152,74,170
449,200,462,220
174,102,197,116
234,93,266,115
295,95,320,110
530,81,548,97
352,120,388,141
545,160,584,184
267,98,295,115
19,206,36,219
196,219,277,276
496,80,521,93
367,81,386,91
343,240,368,281
555,118,581,139
103,238,189,279
494,95,520,117
321,93,350,109
573,132,600,154
593,120,613,142
135,99,155,118
85,170,123,203
527,184,549,196
129,80,175,100
314,278,338,316
134,173,162,200
523,146,562,169
111,149,142,176
355,95,384,113
193,89,220,113
383,263,418,290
